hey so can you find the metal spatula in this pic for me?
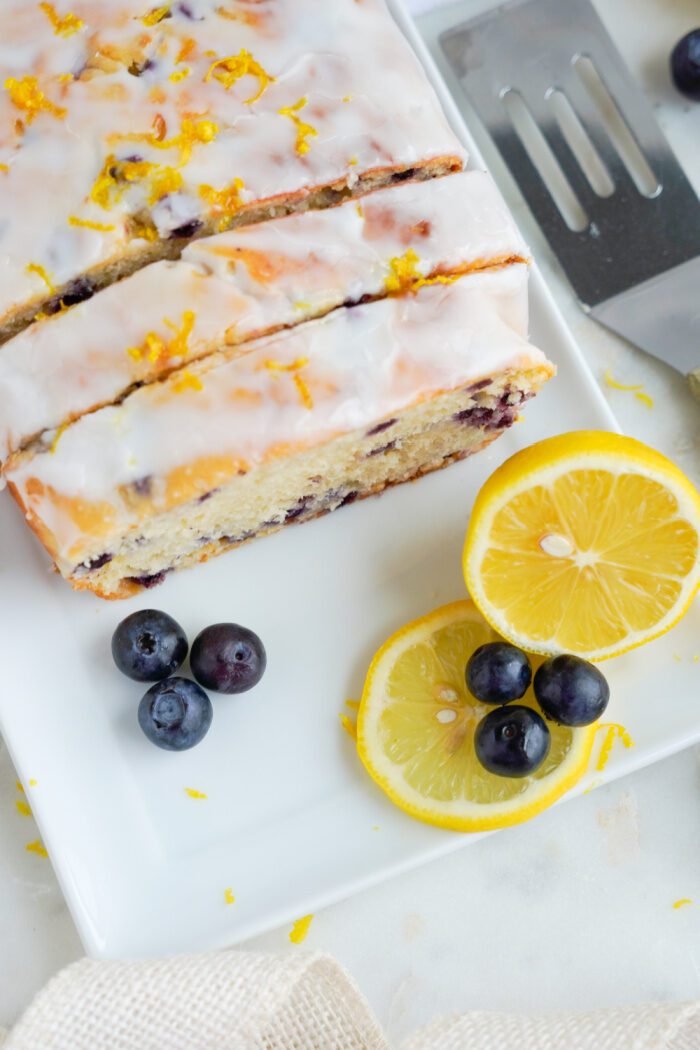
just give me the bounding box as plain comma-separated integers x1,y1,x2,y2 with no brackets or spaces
436,0,700,398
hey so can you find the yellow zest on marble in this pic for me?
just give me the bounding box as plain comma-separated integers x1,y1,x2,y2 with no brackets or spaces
604,369,654,409
224,888,236,905
289,914,314,944
50,423,68,454
172,369,203,393
140,3,171,26
673,898,693,909
26,262,56,293
39,2,84,37
595,723,635,773
278,97,318,156
264,357,313,410
184,787,207,799
339,713,357,740
4,76,67,124
205,50,274,104
69,216,116,232
127,310,195,365
15,799,32,818
26,839,48,858
200,178,245,220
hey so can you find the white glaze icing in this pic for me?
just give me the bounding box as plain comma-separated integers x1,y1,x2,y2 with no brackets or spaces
6,265,552,570
0,0,466,324
0,171,527,464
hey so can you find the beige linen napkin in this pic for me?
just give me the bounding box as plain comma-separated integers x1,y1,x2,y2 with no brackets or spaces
1,951,698,1049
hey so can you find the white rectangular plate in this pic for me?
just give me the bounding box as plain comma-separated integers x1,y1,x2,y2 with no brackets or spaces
1,1,699,959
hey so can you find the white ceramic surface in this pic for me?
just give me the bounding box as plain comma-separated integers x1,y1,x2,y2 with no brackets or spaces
2,0,700,1029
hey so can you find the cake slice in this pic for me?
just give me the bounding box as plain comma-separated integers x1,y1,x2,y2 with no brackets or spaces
6,265,554,599
0,0,465,340
0,171,528,466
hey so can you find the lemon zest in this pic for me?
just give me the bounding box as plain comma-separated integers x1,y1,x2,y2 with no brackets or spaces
90,154,154,209
199,177,244,219
26,262,56,293
148,166,183,203
39,2,83,36
673,898,692,909
289,915,313,944
29,779,37,787
294,372,313,410
172,369,203,393
69,216,115,232
110,117,218,167
58,73,74,83
339,713,357,740
4,76,66,123
264,358,312,409
177,37,196,64
184,787,207,799
385,250,464,295
0,164,8,174
15,780,24,794
140,3,171,26
169,67,190,82
348,156,358,166
164,310,195,358
345,699,360,710
224,887,236,905
294,301,311,311
603,369,653,409
26,839,47,858
15,799,32,817
205,49,274,104
342,95,353,103
127,310,195,366
50,423,67,454
278,96,317,156
595,722,635,772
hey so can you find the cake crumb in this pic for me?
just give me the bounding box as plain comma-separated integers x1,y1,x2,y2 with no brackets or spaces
673,898,692,909
184,787,208,799
289,914,314,944
26,839,47,858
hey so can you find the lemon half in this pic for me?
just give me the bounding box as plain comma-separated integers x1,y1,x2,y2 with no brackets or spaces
464,432,700,661
357,601,595,831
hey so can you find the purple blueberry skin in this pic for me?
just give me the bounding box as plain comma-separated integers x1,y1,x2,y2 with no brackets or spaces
190,623,267,694
671,29,700,101
111,609,188,682
466,642,532,705
138,678,212,751
533,655,609,727
474,705,551,778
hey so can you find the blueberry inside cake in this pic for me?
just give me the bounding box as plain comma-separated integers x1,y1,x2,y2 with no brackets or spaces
0,0,555,598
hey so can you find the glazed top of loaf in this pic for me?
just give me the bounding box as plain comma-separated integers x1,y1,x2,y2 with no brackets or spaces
0,171,527,465
0,0,466,327
6,265,552,571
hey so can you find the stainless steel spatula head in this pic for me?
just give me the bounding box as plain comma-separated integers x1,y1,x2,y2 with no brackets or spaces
438,0,700,390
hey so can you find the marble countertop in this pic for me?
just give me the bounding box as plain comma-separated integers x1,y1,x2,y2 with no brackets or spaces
2,0,699,1034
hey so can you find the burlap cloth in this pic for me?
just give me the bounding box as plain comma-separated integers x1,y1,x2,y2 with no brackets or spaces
0,950,698,1049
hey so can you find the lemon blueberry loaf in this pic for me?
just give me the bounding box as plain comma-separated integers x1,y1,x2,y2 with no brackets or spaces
0,171,528,466
5,265,554,598
0,0,465,340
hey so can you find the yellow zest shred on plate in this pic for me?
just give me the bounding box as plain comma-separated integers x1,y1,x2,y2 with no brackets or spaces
278,97,318,156
26,839,48,858
224,887,236,905
172,369,203,393
673,898,692,909
289,914,314,944
39,2,84,37
15,799,32,817
69,216,116,232
26,262,56,293
15,780,24,794
4,76,66,124
595,723,635,772
184,787,207,799
0,163,9,174
140,3,171,26
604,369,654,409
339,712,357,740
205,50,274,104
29,779,37,787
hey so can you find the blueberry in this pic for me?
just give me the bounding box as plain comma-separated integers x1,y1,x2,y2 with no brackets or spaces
138,677,212,751
190,623,266,694
466,642,532,705
533,654,609,727
111,609,188,682
475,705,550,778
671,29,700,101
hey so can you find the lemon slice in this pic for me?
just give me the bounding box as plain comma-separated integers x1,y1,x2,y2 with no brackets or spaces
356,601,595,831
464,431,700,661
